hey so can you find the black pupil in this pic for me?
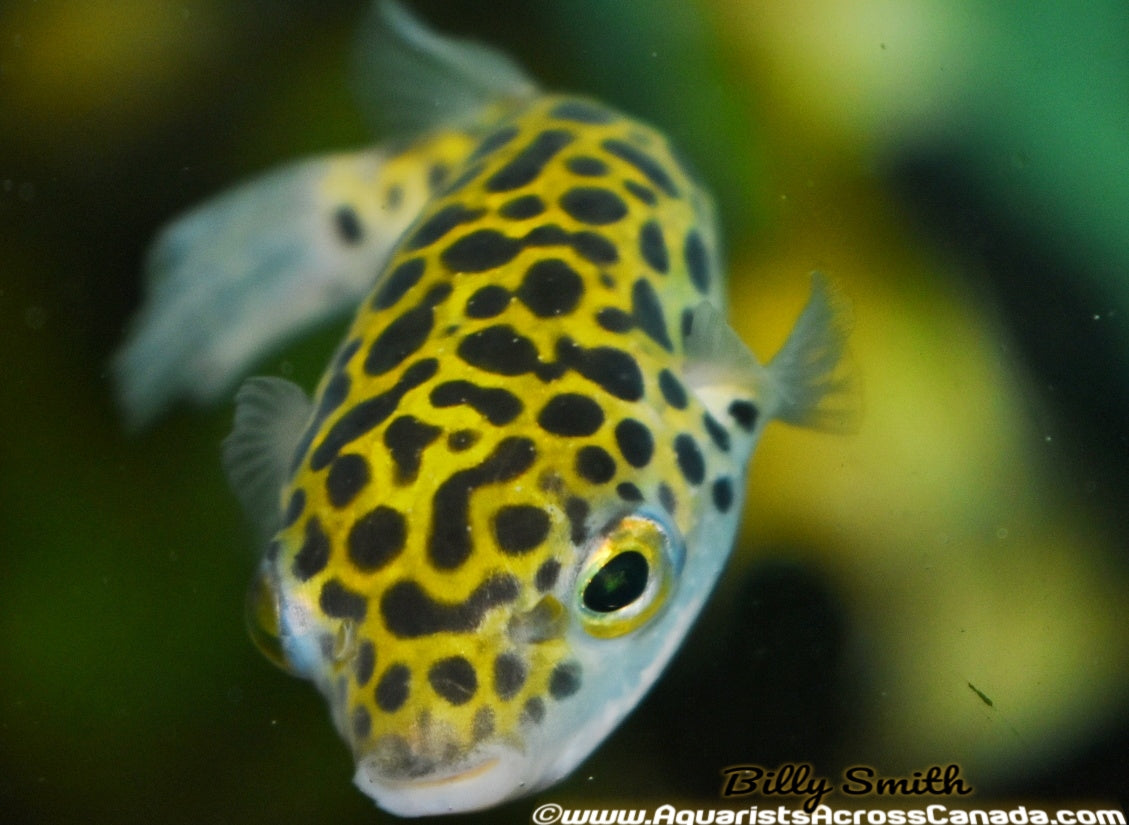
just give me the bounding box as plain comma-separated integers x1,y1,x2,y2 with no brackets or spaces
582,550,649,613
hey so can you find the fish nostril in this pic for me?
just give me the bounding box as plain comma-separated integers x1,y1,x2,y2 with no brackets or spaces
507,595,567,643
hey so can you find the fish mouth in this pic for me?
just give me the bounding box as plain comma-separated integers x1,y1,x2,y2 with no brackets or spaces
354,744,531,816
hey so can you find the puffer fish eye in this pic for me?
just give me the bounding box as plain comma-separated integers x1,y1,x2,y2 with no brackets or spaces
575,512,684,638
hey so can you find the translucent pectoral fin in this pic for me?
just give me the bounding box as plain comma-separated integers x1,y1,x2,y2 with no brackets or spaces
766,272,860,433
113,147,416,429
221,376,312,537
683,274,859,434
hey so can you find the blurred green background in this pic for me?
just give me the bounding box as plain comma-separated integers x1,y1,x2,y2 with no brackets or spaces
1,1,1127,823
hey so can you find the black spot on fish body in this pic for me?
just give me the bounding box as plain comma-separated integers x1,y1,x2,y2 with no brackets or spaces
352,705,372,741
521,223,571,248
615,418,654,468
499,194,546,220
380,574,520,638
616,481,643,502
602,138,679,198
319,579,367,621
406,203,485,251
623,179,657,206
375,663,410,713
549,661,582,699
354,640,376,686
681,306,695,343
565,497,589,544
447,429,480,451
658,369,688,409
566,156,609,176
292,516,330,581
429,656,478,705
712,477,733,513
326,453,371,508
559,186,628,225
639,220,669,274
383,415,441,484
334,205,363,244
458,325,542,377
549,99,615,124
364,305,434,376
493,652,527,700
430,380,523,426
383,184,403,211
318,371,351,420
493,505,551,555
428,438,537,570
684,230,712,295
728,399,758,432
283,488,305,527
465,285,511,319
486,129,574,192
556,338,644,402
310,358,438,471
631,278,673,351
442,229,522,273
674,433,706,485
517,259,584,318
703,413,731,452
427,162,449,192
596,307,633,333
535,559,561,592
571,231,618,265
538,393,604,437
523,697,545,724
517,223,618,266
471,125,520,160
372,258,426,310
658,482,677,515
575,445,616,484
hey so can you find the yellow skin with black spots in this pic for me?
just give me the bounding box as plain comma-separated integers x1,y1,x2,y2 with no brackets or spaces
256,92,742,809
115,2,852,816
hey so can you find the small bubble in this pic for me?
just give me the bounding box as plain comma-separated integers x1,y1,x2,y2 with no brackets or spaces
996,527,1009,540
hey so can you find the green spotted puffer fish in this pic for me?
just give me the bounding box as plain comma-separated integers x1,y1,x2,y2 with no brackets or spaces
114,1,854,816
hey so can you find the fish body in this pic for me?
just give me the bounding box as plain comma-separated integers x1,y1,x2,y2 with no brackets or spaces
115,2,854,816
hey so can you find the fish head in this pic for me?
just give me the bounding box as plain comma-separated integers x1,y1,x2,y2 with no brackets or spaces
249,409,750,815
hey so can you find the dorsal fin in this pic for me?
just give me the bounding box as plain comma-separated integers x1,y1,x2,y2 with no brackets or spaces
221,377,313,537
351,0,537,137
